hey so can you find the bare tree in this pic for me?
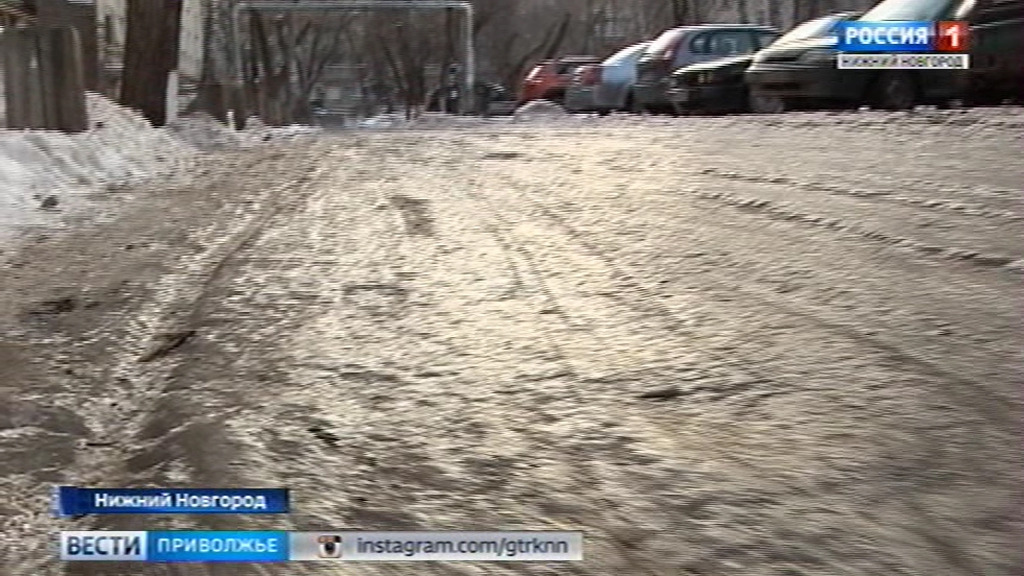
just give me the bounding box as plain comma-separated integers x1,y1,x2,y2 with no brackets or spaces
737,0,751,22
121,0,182,126
210,0,826,124
792,0,826,30
670,0,704,26
480,6,575,91
243,10,351,125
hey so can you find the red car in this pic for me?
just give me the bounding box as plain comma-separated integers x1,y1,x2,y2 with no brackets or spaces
518,55,601,105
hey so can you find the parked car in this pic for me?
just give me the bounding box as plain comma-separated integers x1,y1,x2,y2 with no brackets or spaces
667,12,861,114
633,24,780,113
518,55,602,105
564,42,651,115
745,0,1024,110
958,0,1024,106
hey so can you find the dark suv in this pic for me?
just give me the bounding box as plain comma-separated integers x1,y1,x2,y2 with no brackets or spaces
633,24,779,113
745,0,1024,109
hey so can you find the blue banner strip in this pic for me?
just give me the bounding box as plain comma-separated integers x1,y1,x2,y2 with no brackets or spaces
835,21,936,52
53,487,289,517
147,531,289,562
58,531,291,562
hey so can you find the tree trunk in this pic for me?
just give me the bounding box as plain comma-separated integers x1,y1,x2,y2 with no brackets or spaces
120,0,182,126
583,0,595,54
441,7,455,100
188,0,228,122
379,38,406,113
250,10,272,122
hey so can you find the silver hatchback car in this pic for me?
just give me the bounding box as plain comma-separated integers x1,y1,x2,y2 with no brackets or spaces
564,42,651,115
634,24,779,113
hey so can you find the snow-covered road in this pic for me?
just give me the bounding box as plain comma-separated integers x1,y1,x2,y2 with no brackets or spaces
1,108,1021,576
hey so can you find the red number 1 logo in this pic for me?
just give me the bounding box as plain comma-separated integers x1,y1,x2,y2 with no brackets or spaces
936,21,969,52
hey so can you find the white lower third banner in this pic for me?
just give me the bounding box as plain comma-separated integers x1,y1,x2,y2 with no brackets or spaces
837,53,970,70
59,530,584,562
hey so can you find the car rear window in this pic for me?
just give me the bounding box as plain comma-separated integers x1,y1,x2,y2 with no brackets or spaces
692,30,758,55
647,28,687,55
603,43,650,66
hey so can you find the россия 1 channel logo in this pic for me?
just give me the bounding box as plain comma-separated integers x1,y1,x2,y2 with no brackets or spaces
835,21,969,52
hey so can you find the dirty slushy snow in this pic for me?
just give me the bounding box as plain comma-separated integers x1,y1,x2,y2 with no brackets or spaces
0,94,319,249
0,107,1021,576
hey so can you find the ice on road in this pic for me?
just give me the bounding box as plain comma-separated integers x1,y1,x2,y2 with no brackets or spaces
1,109,1021,576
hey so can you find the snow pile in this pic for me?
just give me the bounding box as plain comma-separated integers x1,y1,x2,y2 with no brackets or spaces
0,92,320,245
167,113,244,149
512,100,570,123
357,113,409,129
167,113,321,150
406,112,510,130
0,93,196,235
406,112,458,127
248,122,321,142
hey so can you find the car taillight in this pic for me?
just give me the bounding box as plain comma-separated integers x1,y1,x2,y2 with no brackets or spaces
579,65,602,86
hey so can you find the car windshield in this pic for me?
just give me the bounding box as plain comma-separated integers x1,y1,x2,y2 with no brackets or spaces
603,43,650,66
860,0,957,21
774,15,843,44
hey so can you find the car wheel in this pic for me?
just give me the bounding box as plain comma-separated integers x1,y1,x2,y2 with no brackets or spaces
541,91,565,106
869,71,917,110
597,108,611,117
748,92,785,114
